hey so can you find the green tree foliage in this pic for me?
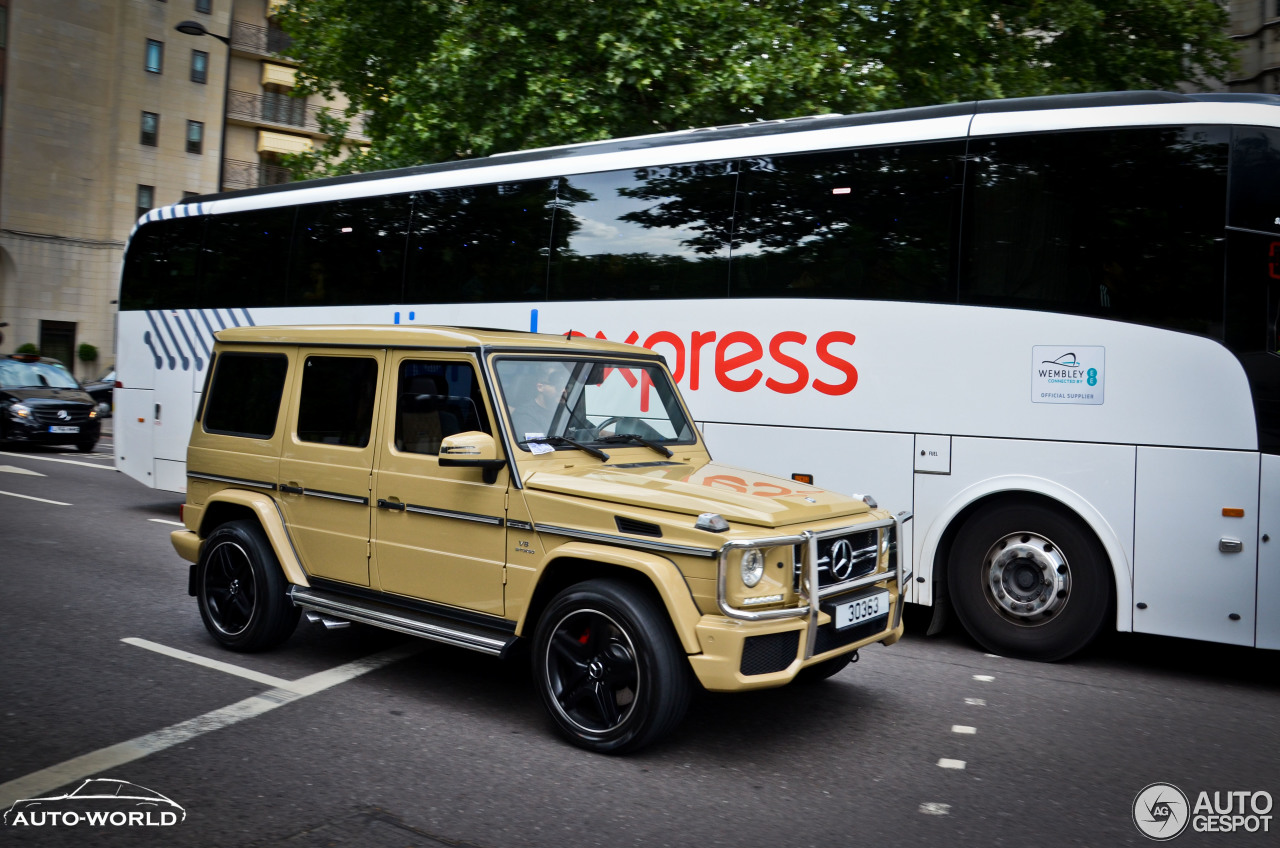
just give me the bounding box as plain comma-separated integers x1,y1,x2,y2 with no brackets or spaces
277,0,1235,175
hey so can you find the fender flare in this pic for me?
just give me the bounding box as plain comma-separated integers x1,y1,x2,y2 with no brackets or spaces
919,475,1133,633
199,489,311,588
520,540,706,654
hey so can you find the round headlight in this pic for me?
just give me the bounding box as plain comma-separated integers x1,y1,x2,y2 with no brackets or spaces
740,548,765,588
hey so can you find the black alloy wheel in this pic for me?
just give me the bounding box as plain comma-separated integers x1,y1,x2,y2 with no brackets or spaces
534,579,690,754
196,520,299,652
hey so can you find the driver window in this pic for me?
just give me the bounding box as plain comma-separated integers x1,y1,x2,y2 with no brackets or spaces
395,360,490,455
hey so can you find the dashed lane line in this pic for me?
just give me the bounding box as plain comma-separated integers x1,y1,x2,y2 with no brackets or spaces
0,490,70,506
919,802,952,816
0,642,422,809
122,637,295,690
964,698,986,706
147,519,185,527
972,674,995,682
952,725,977,735
0,451,115,471
937,759,967,770
0,465,45,477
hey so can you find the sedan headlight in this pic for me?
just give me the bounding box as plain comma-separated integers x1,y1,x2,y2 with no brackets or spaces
9,402,32,419
740,548,765,588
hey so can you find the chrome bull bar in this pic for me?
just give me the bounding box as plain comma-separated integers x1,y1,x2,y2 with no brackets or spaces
716,511,913,659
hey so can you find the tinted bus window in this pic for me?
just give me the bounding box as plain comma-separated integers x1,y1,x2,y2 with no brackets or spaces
120,217,207,310
730,141,962,302
290,194,412,306
405,180,556,303
1229,126,1280,236
202,207,293,308
203,352,288,438
962,126,1229,338
549,164,735,301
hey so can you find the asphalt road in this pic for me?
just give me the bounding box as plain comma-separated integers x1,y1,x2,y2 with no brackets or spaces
1,430,1277,847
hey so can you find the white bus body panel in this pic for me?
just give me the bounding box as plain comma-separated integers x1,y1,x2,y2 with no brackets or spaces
1258,454,1280,650
113,388,155,487
1133,447,1260,646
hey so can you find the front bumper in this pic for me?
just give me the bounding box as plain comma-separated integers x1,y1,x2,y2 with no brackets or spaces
4,417,100,445
689,511,911,691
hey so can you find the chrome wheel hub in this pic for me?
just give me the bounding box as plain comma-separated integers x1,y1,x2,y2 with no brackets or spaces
982,531,1070,625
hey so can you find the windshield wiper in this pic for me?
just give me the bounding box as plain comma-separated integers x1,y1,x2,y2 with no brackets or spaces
523,436,610,462
595,433,673,458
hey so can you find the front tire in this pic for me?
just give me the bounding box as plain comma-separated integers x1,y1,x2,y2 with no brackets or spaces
196,520,299,652
533,579,691,754
75,438,97,453
947,502,1110,662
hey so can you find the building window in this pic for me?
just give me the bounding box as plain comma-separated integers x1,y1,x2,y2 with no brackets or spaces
187,120,204,154
141,112,159,146
145,39,163,74
137,185,155,219
191,50,208,84
262,85,306,126
196,0,212,13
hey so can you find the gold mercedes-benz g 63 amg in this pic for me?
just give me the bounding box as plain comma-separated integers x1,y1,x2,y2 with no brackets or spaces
171,326,909,753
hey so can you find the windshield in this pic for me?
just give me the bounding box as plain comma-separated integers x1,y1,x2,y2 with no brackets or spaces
494,357,696,452
0,360,81,390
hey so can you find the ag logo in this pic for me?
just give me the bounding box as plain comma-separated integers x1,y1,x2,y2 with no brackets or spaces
1133,783,1190,840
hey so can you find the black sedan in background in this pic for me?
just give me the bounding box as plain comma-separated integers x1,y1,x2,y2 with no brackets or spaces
0,353,101,452
81,365,115,417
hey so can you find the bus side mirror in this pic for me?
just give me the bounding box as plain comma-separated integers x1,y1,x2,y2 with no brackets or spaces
439,431,506,483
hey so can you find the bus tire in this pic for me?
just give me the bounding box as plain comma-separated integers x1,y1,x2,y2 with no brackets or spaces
196,520,299,652
947,502,1110,662
533,579,690,754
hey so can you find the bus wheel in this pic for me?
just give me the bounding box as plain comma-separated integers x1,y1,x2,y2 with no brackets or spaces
947,503,1110,662
196,520,299,652
533,579,690,754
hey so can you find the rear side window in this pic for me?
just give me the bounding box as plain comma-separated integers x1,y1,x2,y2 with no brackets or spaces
296,356,379,448
203,352,289,438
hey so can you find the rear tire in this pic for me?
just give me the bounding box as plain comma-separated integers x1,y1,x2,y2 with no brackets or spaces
196,520,299,652
947,502,1110,662
533,579,690,754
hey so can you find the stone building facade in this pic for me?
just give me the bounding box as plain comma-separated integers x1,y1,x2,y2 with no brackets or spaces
0,0,357,375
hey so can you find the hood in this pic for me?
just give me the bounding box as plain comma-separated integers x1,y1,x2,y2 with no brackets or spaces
1,387,95,404
525,460,870,529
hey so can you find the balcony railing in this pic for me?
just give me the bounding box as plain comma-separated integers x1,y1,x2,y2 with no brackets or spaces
229,20,293,56
223,158,293,191
226,89,368,140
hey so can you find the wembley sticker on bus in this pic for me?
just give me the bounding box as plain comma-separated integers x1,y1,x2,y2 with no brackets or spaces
1032,345,1105,405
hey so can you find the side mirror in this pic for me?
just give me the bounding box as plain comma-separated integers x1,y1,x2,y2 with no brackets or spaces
438,431,506,483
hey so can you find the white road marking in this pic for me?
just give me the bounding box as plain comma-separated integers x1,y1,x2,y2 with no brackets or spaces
964,698,986,706
0,451,115,470
952,725,977,735
0,643,421,809
973,674,995,682
122,637,295,690
919,802,952,816
0,465,45,477
937,758,967,770
147,519,185,527
0,489,70,506
983,653,1002,658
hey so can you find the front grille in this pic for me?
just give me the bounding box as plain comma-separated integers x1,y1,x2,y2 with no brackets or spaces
795,528,879,593
30,405,92,426
740,630,800,675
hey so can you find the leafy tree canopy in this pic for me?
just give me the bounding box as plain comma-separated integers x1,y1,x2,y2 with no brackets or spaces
276,0,1235,176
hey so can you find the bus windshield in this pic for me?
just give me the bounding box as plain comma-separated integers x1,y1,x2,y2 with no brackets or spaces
494,357,696,452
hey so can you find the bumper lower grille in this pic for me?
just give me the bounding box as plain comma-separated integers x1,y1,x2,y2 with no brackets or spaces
740,630,800,675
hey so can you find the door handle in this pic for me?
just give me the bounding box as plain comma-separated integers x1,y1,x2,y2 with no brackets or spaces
280,484,304,495
1219,538,1244,553
376,498,406,511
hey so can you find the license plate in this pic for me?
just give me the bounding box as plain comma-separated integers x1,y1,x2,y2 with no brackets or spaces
48,425,80,434
833,589,889,630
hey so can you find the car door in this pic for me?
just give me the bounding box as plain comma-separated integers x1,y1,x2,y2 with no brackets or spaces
276,349,386,587
371,352,509,616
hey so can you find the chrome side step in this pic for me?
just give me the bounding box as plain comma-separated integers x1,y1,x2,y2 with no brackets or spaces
290,586,517,657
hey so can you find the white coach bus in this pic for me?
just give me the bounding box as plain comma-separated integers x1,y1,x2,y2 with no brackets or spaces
115,90,1280,661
